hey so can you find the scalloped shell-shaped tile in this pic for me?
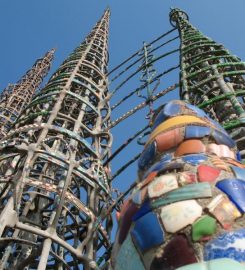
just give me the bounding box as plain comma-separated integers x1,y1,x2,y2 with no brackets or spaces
160,200,202,233
206,144,235,159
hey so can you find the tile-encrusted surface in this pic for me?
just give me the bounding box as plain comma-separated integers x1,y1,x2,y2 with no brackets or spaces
112,101,245,270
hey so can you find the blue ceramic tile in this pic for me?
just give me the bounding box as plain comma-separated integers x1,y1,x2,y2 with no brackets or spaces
216,179,245,213
204,228,245,262
115,234,145,270
160,153,173,163
185,125,211,139
152,102,183,130
138,141,156,170
164,101,182,117
152,109,167,131
207,117,227,133
231,166,245,181
186,104,207,117
132,200,151,221
237,152,242,162
182,154,208,166
212,129,236,148
131,212,164,252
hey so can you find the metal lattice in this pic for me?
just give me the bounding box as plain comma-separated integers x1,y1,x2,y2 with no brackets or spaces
170,8,245,159
0,49,55,140
0,9,112,270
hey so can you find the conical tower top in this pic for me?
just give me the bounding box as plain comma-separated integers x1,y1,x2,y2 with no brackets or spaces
0,48,55,139
171,7,245,160
0,9,112,270
169,8,189,27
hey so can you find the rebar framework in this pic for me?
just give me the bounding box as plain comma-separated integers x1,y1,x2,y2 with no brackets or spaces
0,9,112,270
0,49,55,140
170,8,245,159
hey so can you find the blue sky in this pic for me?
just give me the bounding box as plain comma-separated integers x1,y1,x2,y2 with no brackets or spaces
1,0,245,194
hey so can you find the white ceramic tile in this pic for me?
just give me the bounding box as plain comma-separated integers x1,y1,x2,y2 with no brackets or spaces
148,173,178,198
160,200,202,233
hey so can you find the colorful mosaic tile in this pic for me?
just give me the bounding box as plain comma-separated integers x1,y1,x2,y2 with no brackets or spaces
148,174,178,199
131,212,164,252
114,234,145,270
197,165,220,183
192,215,217,241
204,228,245,262
207,194,241,229
216,179,245,213
152,183,212,209
159,200,202,233
150,234,197,269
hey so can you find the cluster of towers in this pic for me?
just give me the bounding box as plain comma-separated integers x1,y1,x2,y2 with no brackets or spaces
0,9,112,270
0,6,244,270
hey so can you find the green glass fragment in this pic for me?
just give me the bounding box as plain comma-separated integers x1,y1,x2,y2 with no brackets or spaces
191,215,216,241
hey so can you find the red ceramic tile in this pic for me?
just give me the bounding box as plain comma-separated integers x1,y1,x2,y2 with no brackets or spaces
118,199,131,221
118,202,139,244
175,139,206,157
197,165,220,183
155,127,184,152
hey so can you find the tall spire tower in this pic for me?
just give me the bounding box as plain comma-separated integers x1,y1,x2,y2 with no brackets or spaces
170,8,245,159
0,49,55,139
0,9,112,270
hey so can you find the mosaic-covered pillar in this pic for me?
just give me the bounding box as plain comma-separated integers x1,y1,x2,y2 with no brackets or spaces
112,100,244,270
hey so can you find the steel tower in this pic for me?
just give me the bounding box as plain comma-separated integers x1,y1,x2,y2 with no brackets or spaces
170,8,245,159
0,9,112,270
0,49,55,140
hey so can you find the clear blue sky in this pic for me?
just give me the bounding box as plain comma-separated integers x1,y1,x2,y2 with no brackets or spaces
1,0,245,194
